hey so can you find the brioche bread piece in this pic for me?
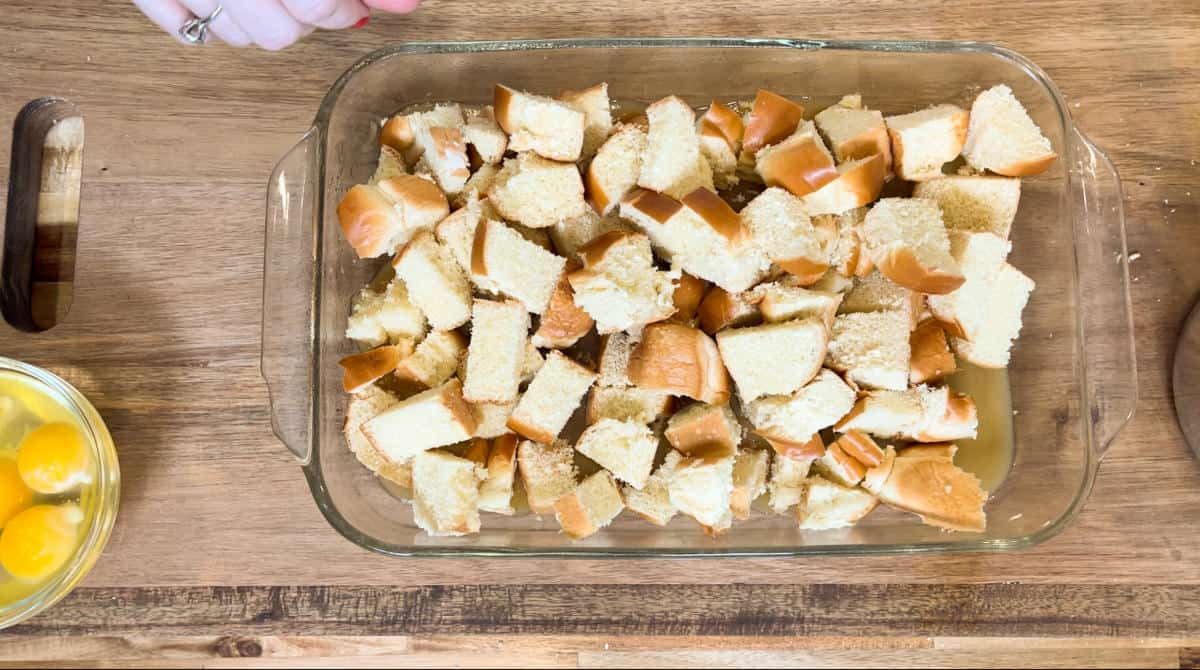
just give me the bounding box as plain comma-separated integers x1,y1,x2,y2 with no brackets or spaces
573,418,656,489
406,106,470,194
433,195,501,292
507,350,596,444
463,106,508,165
699,101,744,188
337,176,449,259
796,474,878,530
809,269,855,294
597,332,636,387
755,121,839,198
567,231,678,334
836,385,978,442
741,187,830,283
768,450,813,513
477,434,519,514
628,322,731,404
494,84,586,162
531,268,594,349
550,208,636,262
489,152,589,229
560,83,613,159
346,279,427,348
802,153,888,216
393,330,467,389
730,448,770,520
833,430,886,468
371,145,408,184
586,124,647,215
697,286,762,335
885,104,968,181
665,402,743,458
587,385,673,425
826,311,912,390
755,282,842,329
912,176,1021,240
742,89,805,156
667,454,735,528
819,208,874,278
762,433,827,463
745,368,856,447
623,452,681,526
670,273,707,325
462,299,530,403
909,319,957,384
472,219,568,314
344,386,411,488
638,96,714,199
899,443,958,461
717,318,828,402
380,114,417,162
813,441,867,487
392,230,473,330
471,400,518,439
362,379,477,463
452,163,501,209
517,439,579,514
926,231,1034,367
340,342,410,395
963,84,1056,177
871,453,987,531
839,271,923,328
814,101,892,168
411,449,486,536
862,198,964,294
554,470,625,539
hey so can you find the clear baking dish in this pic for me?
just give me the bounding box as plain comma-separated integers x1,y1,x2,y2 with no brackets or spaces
262,38,1136,557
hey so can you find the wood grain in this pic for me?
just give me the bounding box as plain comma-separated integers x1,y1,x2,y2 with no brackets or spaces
0,0,1196,655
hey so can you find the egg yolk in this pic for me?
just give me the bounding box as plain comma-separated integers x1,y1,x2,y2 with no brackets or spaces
0,459,33,529
17,423,91,495
0,504,83,581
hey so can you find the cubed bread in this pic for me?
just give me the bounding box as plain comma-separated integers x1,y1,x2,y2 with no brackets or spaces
587,385,673,425
796,474,878,530
638,95,714,199
909,319,957,384
912,176,1021,240
716,318,828,402
574,418,658,489
507,350,597,444
834,387,923,439
814,100,892,168
742,89,805,156
862,198,964,295
833,430,886,468
343,386,411,489
754,282,842,329
802,153,887,216
380,114,417,162
554,470,625,540
755,121,839,198
489,152,589,229
826,311,912,390
586,124,647,215
345,279,428,348
452,163,501,209
820,207,873,278
531,263,594,348
768,450,813,514
463,106,508,165
839,271,923,328
520,341,545,383
392,230,473,330
462,298,530,403
869,452,987,531
963,84,1056,177
433,195,501,292
394,330,467,389
549,208,636,262
406,105,471,194
925,231,1035,367
362,379,477,463
339,343,410,394
898,443,958,461
761,433,827,463
337,175,450,259
411,449,486,536
667,454,735,528
699,101,744,188
470,400,518,439
567,231,679,334
597,332,636,387
494,84,586,161
885,104,968,181
627,322,731,404
472,219,568,314
623,454,680,526
744,368,856,447
478,433,519,514
517,439,579,514
371,145,408,184
671,273,707,325
809,269,855,294
665,402,743,458
730,448,770,520
697,286,762,335
813,441,867,487
560,82,613,160
741,187,830,283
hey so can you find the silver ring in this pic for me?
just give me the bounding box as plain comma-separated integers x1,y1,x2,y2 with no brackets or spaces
179,5,223,45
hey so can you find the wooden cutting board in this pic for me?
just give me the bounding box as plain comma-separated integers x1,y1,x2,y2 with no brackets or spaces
0,0,1197,661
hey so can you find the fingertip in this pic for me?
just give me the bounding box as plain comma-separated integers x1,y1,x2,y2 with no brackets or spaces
362,0,420,13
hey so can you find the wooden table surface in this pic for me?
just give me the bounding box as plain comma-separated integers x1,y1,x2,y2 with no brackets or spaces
0,0,1197,666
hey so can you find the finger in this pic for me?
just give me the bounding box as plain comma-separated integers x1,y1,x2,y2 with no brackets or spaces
280,0,369,30
179,0,253,46
362,0,420,13
224,0,313,51
132,0,196,44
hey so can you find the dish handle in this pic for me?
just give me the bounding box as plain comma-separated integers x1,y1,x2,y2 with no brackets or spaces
261,129,320,464
1071,128,1138,459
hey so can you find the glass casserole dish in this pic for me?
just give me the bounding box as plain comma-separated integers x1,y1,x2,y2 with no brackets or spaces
262,38,1136,557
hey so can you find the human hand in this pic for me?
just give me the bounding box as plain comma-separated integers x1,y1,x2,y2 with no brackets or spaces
133,0,422,50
